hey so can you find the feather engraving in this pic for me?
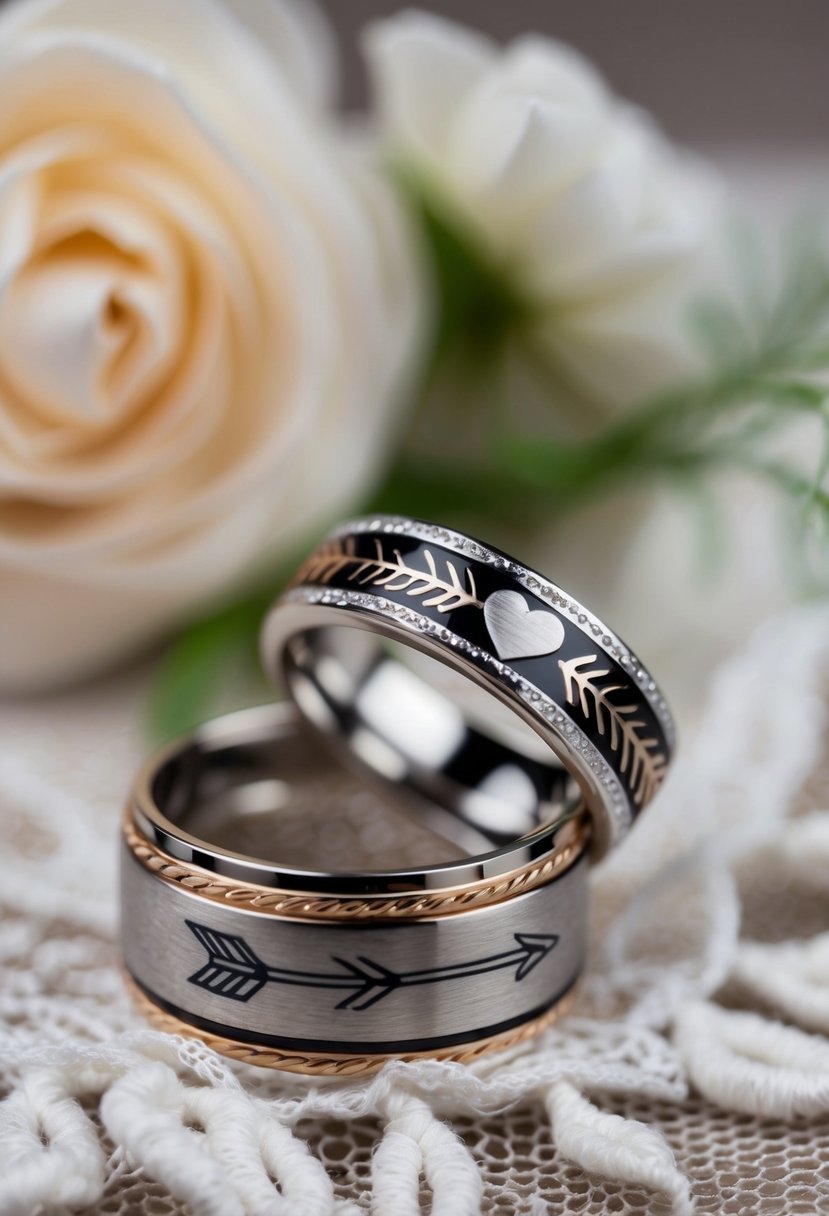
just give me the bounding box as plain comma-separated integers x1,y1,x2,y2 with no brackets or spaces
294,536,482,612
558,654,667,806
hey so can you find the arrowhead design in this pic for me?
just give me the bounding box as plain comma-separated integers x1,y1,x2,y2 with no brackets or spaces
513,933,559,980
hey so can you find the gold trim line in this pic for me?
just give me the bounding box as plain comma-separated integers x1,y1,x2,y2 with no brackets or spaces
123,810,589,923
125,971,578,1076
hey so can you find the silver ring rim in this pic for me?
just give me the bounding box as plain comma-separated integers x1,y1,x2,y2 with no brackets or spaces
260,514,675,856
130,702,587,895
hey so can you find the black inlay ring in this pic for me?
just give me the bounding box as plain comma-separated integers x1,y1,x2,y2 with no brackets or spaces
261,515,675,856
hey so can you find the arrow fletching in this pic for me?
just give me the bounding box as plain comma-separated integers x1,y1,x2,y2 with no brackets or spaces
186,920,269,1002
333,956,401,1011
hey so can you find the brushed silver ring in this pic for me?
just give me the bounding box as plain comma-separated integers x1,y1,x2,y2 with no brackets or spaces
261,514,675,856
122,703,589,1072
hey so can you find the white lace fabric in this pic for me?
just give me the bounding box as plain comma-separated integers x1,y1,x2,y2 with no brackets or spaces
2,605,829,1215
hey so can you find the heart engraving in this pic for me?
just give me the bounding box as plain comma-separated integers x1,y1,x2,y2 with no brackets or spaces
483,590,565,662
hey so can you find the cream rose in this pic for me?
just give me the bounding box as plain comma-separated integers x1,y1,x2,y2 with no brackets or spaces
0,0,422,691
365,11,720,415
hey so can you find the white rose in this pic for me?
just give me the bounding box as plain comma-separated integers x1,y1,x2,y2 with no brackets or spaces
365,11,720,416
0,0,423,691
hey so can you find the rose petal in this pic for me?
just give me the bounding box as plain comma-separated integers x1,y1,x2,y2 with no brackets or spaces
221,0,338,110
0,42,310,507
0,4,423,690
0,192,184,431
0,0,337,132
366,10,723,414
448,36,609,218
364,12,492,166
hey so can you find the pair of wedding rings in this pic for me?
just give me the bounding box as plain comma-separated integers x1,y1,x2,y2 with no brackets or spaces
122,516,674,1075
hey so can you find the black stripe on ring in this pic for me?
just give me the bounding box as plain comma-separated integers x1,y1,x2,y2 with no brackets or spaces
128,970,580,1056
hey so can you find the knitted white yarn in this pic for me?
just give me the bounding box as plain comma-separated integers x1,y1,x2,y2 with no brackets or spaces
2,602,829,1214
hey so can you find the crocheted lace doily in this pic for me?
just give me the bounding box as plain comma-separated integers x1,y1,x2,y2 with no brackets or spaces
2,603,829,1215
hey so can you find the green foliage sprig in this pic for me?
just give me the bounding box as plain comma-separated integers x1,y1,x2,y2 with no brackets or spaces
150,200,829,742
378,204,829,523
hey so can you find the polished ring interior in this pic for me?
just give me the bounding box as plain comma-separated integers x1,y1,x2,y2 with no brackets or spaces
123,704,589,1073
261,515,675,857
130,704,585,894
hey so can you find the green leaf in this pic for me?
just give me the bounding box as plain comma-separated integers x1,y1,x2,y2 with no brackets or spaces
147,588,273,743
746,379,828,410
405,173,531,366
146,529,325,742
368,454,533,523
690,297,749,370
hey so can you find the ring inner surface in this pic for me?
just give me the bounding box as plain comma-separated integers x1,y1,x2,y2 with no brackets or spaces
136,704,586,894
151,721,485,872
283,625,582,847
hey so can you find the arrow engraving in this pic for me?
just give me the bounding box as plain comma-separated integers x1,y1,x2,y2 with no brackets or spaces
185,921,558,1012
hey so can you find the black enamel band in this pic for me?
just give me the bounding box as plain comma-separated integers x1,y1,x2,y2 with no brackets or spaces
261,515,675,856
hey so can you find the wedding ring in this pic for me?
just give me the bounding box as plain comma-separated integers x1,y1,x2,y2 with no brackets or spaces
261,515,675,857
123,704,589,1075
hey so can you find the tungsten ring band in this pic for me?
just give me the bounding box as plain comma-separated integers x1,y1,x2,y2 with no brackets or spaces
122,704,589,1075
261,515,675,857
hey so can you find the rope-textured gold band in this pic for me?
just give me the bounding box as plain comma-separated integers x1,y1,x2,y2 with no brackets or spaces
123,810,589,923
125,971,578,1077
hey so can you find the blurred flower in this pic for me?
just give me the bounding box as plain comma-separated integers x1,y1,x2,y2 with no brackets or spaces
365,11,721,416
0,0,422,691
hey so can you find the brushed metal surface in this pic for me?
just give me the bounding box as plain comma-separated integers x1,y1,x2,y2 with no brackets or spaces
483,589,566,661
122,846,587,1048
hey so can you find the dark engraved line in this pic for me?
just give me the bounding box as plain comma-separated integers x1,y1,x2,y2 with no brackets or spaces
185,921,558,1012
